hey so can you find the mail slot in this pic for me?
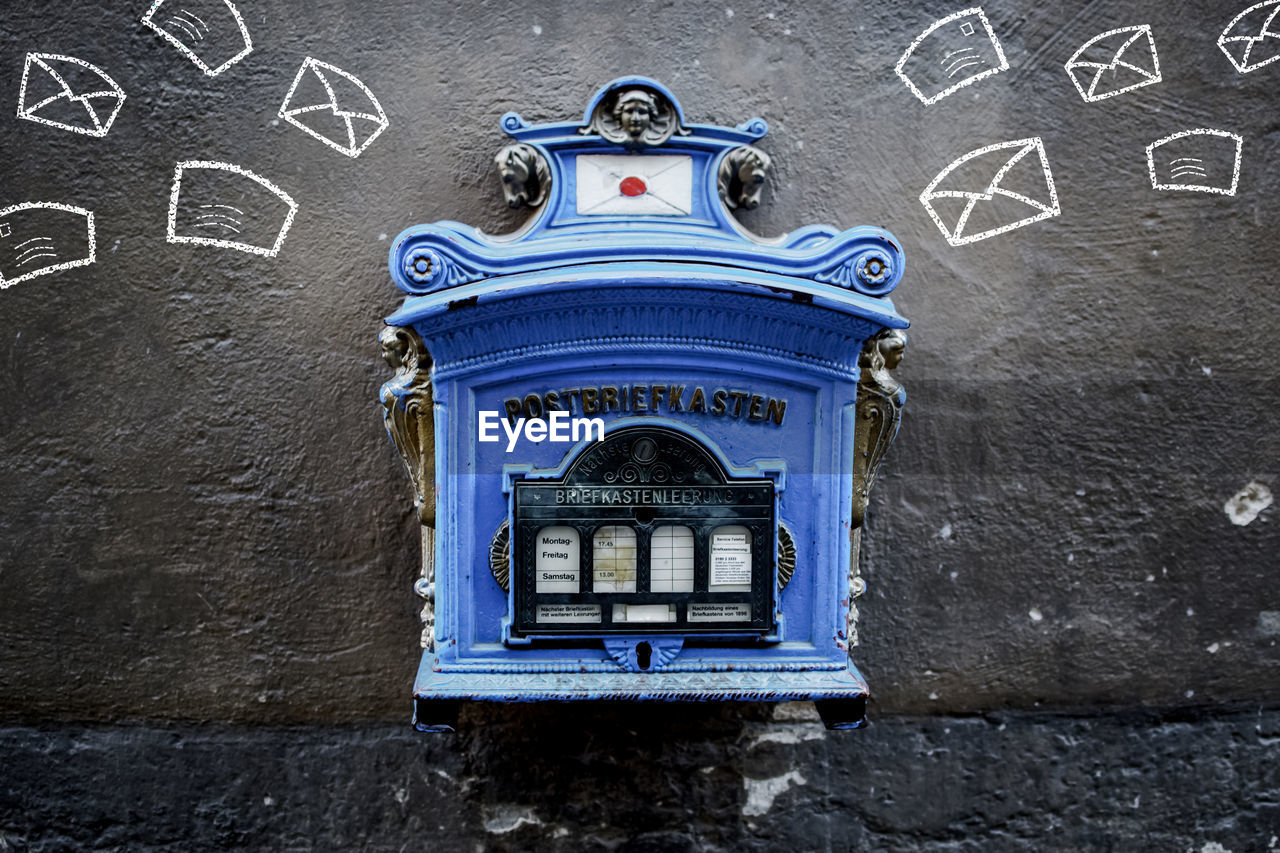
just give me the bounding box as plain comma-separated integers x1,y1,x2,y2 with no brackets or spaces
379,77,909,731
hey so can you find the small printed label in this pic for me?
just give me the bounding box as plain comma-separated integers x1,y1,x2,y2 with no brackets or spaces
710,532,751,586
612,603,677,623
593,527,637,592
535,526,579,593
688,602,752,622
536,603,601,623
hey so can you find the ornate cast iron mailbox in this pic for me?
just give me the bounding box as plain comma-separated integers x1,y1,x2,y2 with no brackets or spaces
380,78,908,731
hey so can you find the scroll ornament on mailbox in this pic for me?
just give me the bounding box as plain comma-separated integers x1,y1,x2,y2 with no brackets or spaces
379,78,908,731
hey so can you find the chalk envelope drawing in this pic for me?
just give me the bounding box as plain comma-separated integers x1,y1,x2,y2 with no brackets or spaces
895,7,1009,105
1064,25,1161,102
1218,0,1280,74
278,57,389,158
1145,129,1243,196
167,161,298,257
142,0,252,76
0,203,96,289
16,53,126,137
919,137,1060,246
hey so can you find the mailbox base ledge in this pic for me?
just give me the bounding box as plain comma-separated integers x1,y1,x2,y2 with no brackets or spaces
413,659,869,730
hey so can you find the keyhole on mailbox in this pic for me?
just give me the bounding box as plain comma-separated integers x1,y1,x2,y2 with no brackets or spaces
636,641,653,670
634,507,657,524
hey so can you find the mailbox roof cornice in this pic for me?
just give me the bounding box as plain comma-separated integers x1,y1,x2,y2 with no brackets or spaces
386,77,908,330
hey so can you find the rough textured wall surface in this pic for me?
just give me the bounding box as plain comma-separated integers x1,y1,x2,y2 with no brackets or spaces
1,0,1276,848
4,707,1280,851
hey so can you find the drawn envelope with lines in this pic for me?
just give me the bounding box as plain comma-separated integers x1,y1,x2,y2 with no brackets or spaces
919,137,1060,246
576,154,693,216
142,0,253,77
167,161,298,257
279,57,389,158
0,203,95,289
896,7,1009,105
1218,0,1280,74
1146,129,1243,196
1065,25,1161,102
17,53,126,137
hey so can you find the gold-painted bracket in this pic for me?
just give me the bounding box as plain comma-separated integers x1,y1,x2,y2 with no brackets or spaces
847,329,906,648
380,325,437,649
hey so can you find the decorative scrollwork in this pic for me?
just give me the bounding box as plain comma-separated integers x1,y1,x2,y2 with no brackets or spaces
718,145,772,211
601,435,686,484
499,111,530,133
847,328,906,649
494,143,550,209
583,84,684,147
489,519,510,592
815,250,898,296
414,527,436,650
405,249,441,285
380,325,438,648
603,638,684,672
855,252,892,288
605,461,678,485
777,524,796,591
397,247,481,294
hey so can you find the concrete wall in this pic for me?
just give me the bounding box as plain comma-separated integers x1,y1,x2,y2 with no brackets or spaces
1,0,1277,848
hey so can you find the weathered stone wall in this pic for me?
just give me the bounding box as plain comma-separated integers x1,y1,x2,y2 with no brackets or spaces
5,708,1280,851
1,0,1276,848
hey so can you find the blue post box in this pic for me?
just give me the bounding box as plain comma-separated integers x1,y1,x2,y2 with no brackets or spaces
380,78,908,731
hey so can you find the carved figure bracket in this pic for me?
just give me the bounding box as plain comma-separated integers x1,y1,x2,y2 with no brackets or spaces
380,325,436,526
381,324,437,648
495,143,550,209
847,329,906,649
852,328,905,528
718,145,772,211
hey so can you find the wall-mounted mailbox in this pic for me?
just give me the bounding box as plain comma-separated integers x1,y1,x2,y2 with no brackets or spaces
380,77,908,731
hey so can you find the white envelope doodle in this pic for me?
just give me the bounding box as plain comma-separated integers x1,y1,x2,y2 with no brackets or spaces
920,138,1060,246
1065,25,1161,102
1218,0,1280,74
167,161,298,257
896,7,1009,106
576,154,693,216
17,53,126,137
279,57,389,158
1146,129,1243,196
142,0,253,77
0,203,96,289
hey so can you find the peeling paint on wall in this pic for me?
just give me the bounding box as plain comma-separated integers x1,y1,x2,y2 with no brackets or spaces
483,805,541,834
1199,841,1233,853
750,723,826,747
1224,481,1273,526
743,770,805,816
1258,612,1280,637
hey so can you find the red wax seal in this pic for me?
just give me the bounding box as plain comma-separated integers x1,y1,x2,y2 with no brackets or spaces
619,176,647,197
